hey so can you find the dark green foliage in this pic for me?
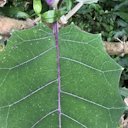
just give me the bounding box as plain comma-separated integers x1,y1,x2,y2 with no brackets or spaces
0,0,49,19
72,0,128,41
117,56,128,88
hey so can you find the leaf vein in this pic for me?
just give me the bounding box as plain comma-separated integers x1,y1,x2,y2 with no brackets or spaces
60,57,102,72
6,107,10,128
61,113,88,128
60,37,98,45
61,90,108,109
31,109,58,128
0,47,55,70
61,90,125,110
0,71,10,88
0,79,57,108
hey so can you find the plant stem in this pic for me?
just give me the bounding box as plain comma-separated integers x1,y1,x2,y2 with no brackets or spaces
59,2,83,24
53,22,61,128
65,2,83,20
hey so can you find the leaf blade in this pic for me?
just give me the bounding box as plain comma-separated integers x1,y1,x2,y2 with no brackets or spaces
0,23,126,128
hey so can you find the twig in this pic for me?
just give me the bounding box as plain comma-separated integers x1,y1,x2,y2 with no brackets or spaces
0,16,35,35
104,41,128,56
34,17,41,23
59,2,83,25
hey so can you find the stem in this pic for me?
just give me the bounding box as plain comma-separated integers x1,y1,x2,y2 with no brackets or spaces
34,17,41,23
59,2,83,25
65,2,83,20
53,22,61,128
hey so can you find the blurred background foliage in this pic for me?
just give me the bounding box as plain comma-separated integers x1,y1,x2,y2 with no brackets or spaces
0,0,128,90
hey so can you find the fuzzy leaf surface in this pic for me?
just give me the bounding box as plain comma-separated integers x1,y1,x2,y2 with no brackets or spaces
0,23,126,128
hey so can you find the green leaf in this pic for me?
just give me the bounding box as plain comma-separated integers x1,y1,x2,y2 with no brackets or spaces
33,0,42,15
65,0,73,11
0,6,29,19
115,12,128,23
42,10,61,23
0,23,126,128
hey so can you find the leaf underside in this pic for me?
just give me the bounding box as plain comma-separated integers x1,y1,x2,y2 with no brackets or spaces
0,23,126,128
